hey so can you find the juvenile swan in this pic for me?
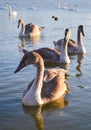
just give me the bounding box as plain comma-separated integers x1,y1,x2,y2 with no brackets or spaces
17,19,44,38
22,28,71,64
14,52,68,106
54,25,86,54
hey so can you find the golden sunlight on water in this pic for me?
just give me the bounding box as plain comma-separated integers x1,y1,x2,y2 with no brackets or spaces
23,96,68,130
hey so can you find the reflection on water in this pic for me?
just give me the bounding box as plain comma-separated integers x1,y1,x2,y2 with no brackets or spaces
18,36,41,52
23,96,68,130
19,35,40,47
19,37,25,48
29,36,40,44
76,54,85,78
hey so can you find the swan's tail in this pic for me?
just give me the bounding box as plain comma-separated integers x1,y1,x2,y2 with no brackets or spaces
39,26,45,31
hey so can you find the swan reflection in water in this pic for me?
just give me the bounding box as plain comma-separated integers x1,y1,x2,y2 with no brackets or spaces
23,94,68,130
19,35,40,48
76,53,85,78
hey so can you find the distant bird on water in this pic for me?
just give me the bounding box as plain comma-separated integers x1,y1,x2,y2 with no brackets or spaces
17,19,45,38
52,16,58,21
54,25,86,54
9,5,17,16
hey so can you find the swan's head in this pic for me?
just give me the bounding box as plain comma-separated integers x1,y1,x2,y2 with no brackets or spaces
64,28,71,42
17,19,24,28
14,51,42,73
53,28,71,51
78,25,85,36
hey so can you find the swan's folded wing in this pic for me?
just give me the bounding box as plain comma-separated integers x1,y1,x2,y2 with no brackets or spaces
34,47,60,62
22,79,35,97
44,69,66,82
68,39,77,48
41,73,66,99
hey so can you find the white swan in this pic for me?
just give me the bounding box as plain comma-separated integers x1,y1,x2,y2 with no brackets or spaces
9,5,17,16
54,25,86,54
14,51,68,106
68,4,79,12
31,2,36,10
17,19,44,38
22,28,71,64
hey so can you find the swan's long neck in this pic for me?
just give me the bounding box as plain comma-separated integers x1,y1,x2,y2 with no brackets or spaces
19,22,25,37
9,6,12,15
22,58,44,106
36,59,44,92
60,39,70,63
77,30,86,53
30,59,44,104
77,30,82,45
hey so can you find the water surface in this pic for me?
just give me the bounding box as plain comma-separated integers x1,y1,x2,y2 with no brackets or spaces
0,0,91,130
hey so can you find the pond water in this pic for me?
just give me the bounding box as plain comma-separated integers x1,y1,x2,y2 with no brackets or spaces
0,0,91,130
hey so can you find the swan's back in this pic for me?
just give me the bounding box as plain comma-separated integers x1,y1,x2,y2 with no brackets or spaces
54,39,77,52
34,47,60,62
25,23,40,34
41,69,67,101
24,69,67,102
17,19,41,38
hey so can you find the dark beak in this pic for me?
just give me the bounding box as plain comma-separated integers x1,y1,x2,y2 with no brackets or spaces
82,29,85,36
17,22,20,28
14,61,25,73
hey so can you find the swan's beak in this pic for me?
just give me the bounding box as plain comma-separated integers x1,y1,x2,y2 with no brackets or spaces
64,28,71,42
17,24,19,28
39,26,45,31
82,29,85,36
14,61,25,73
17,22,20,28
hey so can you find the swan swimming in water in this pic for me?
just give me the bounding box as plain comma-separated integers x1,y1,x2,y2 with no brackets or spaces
14,51,68,106
17,19,44,38
22,28,71,64
54,25,86,54
9,5,17,16
36,28,71,64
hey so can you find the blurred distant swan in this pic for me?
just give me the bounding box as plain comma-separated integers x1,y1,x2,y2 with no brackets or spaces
68,4,78,12
9,5,17,16
54,25,86,54
14,51,68,106
17,19,44,38
31,2,36,10
21,28,71,64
